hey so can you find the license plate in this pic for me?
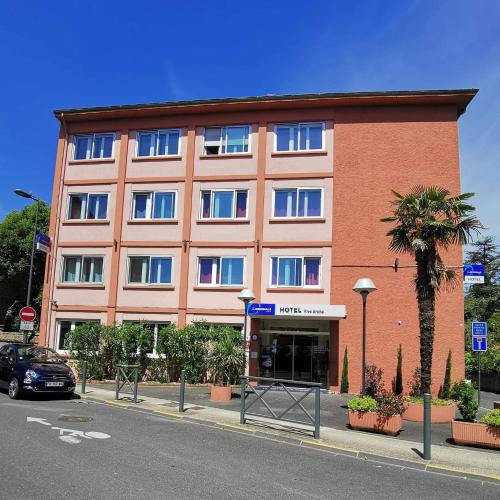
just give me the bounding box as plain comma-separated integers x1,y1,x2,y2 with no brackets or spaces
45,381,64,387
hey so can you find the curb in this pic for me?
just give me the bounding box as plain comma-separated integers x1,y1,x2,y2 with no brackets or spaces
78,393,500,486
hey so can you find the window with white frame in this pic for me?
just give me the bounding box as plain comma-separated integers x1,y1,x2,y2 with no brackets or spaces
136,129,180,157
274,122,324,152
204,126,250,155
122,321,170,356
74,133,114,160
132,191,176,220
197,257,244,286
57,320,98,351
128,256,173,285
68,193,108,220
273,188,322,218
200,189,248,219
270,256,321,287
62,256,104,283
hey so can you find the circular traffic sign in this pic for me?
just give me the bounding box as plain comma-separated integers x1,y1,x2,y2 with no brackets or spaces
19,306,37,322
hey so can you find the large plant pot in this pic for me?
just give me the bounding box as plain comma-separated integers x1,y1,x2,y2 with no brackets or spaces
210,385,232,402
348,410,402,436
403,401,456,423
451,420,500,450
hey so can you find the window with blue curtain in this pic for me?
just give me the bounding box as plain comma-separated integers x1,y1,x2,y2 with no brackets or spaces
274,188,321,218
270,256,321,287
75,134,113,159
274,123,323,152
153,192,175,219
87,194,108,219
201,190,248,219
212,191,234,218
221,258,244,285
137,129,180,157
150,257,172,284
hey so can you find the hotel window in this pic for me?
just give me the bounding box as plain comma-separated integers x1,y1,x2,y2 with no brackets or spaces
67,193,108,220
273,188,322,218
204,126,250,155
57,320,97,351
123,321,170,356
128,256,173,285
270,256,321,287
137,129,180,157
62,256,104,284
197,257,244,286
74,133,114,160
132,191,176,220
200,189,247,219
274,122,324,152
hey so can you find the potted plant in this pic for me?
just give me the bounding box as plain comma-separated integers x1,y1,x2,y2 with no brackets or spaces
450,381,500,449
206,332,245,402
348,392,405,436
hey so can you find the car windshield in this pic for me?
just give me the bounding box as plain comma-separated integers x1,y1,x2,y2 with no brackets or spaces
18,347,65,364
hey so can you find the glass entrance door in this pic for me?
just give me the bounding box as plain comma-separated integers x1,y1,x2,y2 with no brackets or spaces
260,333,329,386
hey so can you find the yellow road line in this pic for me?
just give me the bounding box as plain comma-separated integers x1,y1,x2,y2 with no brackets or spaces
217,423,256,433
153,410,183,419
106,400,131,407
427,464,500,482
302,439,359,454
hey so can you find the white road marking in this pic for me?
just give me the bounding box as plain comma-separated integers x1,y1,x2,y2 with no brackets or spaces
27,417,51,425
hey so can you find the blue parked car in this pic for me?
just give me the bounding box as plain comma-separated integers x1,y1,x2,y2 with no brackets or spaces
0,344,76,399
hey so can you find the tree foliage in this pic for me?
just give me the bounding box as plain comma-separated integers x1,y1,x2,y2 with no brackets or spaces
395,345,403,395
0,203,50,323
340,347,349,393
382,186,481,393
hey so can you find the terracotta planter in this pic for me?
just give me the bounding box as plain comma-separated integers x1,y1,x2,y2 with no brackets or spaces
451,420,500,450
348,410,402,436
210,385,232,402
403,401,456,423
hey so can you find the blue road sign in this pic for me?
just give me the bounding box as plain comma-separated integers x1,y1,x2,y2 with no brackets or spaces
36,232,51,254
464,264,484,284
472,336,487,352
472,322,488,337
247,303,275,316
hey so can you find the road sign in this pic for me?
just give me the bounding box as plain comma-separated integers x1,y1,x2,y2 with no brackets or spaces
36,232,51,254
472,322,488,337
19,306,37,322
472,336,487,352
20,320,34,331
464,264,484,284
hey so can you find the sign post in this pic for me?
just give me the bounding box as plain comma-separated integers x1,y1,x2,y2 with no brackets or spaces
472,322,488,405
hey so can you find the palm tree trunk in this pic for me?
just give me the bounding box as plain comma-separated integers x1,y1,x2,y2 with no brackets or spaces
415,250,436,394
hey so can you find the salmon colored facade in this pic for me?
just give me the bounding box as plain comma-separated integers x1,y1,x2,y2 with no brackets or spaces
39,89,477,394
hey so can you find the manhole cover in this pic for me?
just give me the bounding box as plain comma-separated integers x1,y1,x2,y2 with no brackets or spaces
58,415,93,423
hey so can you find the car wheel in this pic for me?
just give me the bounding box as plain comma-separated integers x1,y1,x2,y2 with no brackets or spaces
8,378,21,399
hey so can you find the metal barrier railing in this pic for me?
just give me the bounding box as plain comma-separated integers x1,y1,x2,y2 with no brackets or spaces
115,365,141,403
240,376,322,439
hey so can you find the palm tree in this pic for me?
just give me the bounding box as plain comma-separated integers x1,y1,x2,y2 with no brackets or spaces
381,186,482,394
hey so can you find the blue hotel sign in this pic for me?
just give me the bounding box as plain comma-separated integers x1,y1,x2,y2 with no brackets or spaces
247,303,275,316
464,264,484,284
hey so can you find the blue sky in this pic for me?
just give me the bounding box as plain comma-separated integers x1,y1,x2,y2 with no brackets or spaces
0,0,498,245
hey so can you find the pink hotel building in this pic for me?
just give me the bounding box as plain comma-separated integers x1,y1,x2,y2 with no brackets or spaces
39,89,477,392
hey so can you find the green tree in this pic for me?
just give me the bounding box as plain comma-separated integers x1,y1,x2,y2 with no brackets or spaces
340,347,349,393
0,203,50,322
382,186,481,393
395,345,403,395
439,350,452,399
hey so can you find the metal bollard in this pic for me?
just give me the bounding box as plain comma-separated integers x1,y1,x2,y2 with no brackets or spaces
314,386,321,439
81,360,87,394
133,367,139,404
179,370,186,412
115,368,120,400
423,393,431,460
240,377,246,425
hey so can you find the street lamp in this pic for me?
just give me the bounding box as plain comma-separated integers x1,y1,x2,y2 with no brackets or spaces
15,189,42,344
238,289,255,370
353,278,377,394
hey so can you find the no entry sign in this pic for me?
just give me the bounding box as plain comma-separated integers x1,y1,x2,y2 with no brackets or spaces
19,306,37,322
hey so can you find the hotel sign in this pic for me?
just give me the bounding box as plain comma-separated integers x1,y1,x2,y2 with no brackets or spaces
248,303,346,320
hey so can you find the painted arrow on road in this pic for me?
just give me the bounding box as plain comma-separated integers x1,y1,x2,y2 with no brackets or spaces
27,417,52,425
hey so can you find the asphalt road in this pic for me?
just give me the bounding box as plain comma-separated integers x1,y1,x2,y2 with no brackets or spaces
0,391,498,500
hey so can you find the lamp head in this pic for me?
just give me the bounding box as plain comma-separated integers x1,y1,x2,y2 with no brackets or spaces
14,189,38,201
353,278,377,294
238,288,255,303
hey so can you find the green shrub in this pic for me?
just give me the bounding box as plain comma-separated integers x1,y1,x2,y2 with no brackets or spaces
65,322,104,380
481,409,500,428
205,331,245,386
340,347,349,393
377,391,405,417
348,396,378,413
408,367,422,397
364,364,384,397
395,345,403,395
439,350,452,399
406,396,453,406
451,380,478,422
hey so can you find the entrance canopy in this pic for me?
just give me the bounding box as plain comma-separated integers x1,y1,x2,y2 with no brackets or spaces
248,303,346,320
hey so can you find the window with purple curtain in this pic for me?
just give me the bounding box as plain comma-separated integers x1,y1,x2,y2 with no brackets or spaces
271,257,278,286
198,257,220,285
274,190,297,218
298,189,322,217
236,191,247,218
304,258,320,286
201,192,211,219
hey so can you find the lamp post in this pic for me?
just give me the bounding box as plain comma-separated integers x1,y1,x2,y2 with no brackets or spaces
14,189,42,344
238,289,255,373
353,278,377,394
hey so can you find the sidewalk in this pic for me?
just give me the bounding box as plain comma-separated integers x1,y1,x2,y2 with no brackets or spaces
77,384,500,482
